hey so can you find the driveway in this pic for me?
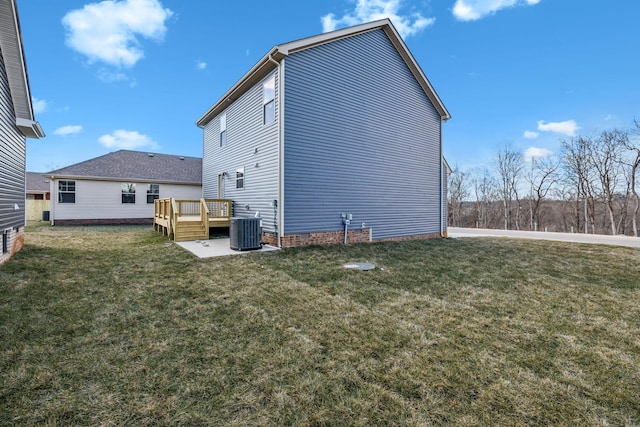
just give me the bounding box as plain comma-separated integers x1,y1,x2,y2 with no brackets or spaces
448,227,640,249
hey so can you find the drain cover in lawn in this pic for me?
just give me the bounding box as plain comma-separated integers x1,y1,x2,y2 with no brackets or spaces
343,262,375,271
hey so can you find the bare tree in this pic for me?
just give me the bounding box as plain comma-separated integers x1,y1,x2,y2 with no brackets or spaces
494,145,524,230
588,129,628,235
470,167,498,228
623,119,640,236
526,155,559,231
448,166,471,227
561,137,597,233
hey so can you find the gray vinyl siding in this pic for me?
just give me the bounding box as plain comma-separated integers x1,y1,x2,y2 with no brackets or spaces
0,45,26,231
202,70,279,231
283,29,442,239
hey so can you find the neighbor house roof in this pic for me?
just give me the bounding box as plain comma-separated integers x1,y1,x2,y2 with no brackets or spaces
196,18,450,127
26,172,50,192
0,0,44,138
47,150,202,185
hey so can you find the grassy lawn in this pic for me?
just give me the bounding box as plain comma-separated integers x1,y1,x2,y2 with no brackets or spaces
1,224,639,426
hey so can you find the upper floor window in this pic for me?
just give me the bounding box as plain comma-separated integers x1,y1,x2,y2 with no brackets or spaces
236,167,245,190
263,76,275,125
122,183,136,204
147,184,159,204
58,180,76,203
220,113,226,147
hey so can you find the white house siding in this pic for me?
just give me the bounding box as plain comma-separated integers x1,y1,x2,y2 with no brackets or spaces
51,179,202,222
202,70,280,232
283,29,442,240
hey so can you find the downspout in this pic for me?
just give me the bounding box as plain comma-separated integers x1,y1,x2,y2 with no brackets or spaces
268,54,284,248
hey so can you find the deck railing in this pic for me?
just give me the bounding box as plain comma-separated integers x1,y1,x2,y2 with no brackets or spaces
153,198,232,241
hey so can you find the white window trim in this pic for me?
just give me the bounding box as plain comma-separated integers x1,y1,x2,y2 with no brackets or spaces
236,167,245,190
121,183,136,204
263,76,275,125
220,112,227,147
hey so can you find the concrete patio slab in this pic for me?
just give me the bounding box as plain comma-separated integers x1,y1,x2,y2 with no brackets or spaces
176,238,279,258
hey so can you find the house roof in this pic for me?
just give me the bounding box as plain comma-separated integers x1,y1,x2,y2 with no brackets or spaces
46,150,202,185
196,19,450,127
0,0,44,138
26,172,50,192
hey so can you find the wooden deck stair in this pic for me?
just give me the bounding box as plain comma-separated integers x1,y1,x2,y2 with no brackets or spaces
174,219,208,242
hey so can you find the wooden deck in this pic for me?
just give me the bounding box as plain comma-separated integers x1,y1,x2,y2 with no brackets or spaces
153,198,232,242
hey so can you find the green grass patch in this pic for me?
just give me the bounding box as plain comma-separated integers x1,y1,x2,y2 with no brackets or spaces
1,224,639,425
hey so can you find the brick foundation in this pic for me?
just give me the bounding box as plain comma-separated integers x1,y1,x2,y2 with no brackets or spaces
53,218,154,226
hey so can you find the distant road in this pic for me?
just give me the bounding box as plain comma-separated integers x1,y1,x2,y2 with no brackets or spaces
448,227,640,249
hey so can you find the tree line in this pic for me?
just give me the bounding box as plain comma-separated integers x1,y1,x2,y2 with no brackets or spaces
448,120,640,236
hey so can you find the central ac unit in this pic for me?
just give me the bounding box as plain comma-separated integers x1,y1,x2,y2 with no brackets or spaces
230,217,262,250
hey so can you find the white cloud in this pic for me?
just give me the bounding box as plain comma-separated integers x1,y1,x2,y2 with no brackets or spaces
62,0,173,68
53,125,83,136
321,0,435,39
453,0,541,21
537,119,580,137
97,69,137,86
524,146,552,162
196,60,207,70
523,130,539,139
98,129,159,150
604,114,616,121
32,97,47,114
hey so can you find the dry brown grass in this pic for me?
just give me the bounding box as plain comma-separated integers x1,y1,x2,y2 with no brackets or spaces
1,224,639,425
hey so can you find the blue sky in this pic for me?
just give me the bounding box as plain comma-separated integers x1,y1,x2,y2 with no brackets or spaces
18,0,640,172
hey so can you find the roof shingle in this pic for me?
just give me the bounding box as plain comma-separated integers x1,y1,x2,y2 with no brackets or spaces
26,172,50,192
47,150,202,184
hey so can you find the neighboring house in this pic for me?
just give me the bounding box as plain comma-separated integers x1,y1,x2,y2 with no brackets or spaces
0,0,45,265
26,172,50,221
196,19,451,247
47,150,202,225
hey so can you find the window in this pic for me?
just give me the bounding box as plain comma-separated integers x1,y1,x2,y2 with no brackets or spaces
220,113,226,147
236,167,245,190
58,180,76,203
122,183,136,204
2,231,7,255
263,76,275,125
147,184,159,203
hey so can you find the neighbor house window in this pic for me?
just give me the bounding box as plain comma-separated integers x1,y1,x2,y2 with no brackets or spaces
147,184,159,203
263,76,275,125
220,113,226,147
58,180,76,203
236,167,245,189
122,183,136,204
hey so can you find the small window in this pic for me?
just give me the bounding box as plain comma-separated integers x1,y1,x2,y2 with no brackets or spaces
263,76,275,125
2,231,7,255
220,113,227,147
147,184,159,203
58,180,76,203
122,183,136,204
236,167,245,190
